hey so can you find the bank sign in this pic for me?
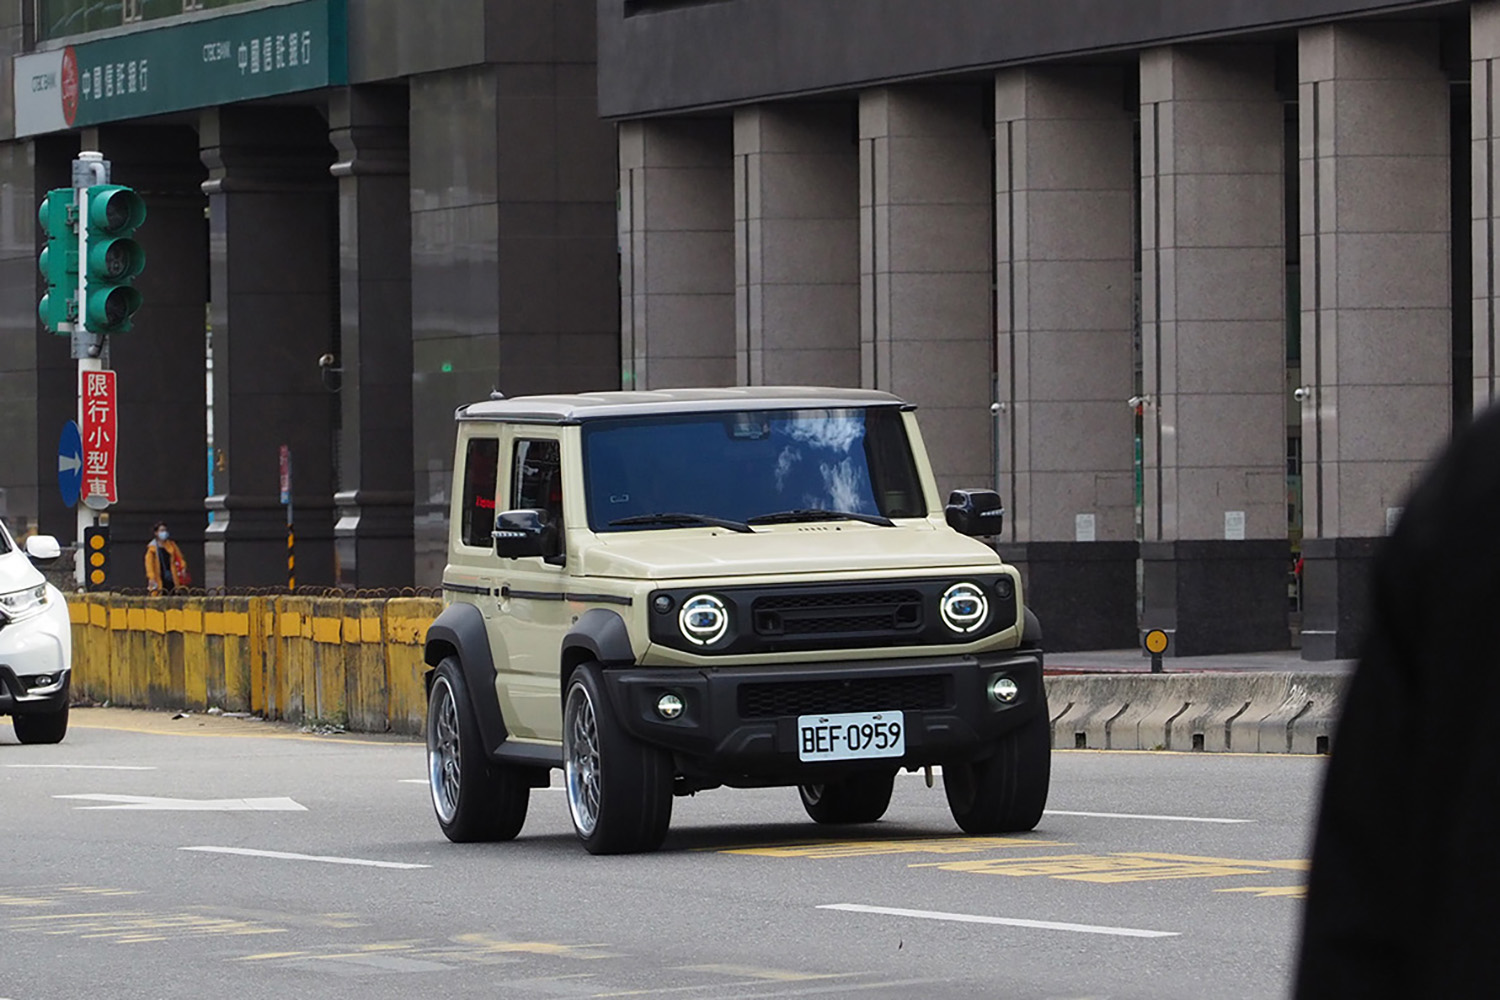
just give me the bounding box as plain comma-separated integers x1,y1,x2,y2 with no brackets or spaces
12,0,347,138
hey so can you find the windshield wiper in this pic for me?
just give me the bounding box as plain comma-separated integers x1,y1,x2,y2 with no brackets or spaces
746,508,895,528
607,512,755,534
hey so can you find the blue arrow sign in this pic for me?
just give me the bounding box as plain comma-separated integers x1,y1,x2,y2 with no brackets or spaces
58,420,82,509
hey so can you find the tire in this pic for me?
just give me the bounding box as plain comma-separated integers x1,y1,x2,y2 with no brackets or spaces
12,705,68,745
427,658,530,843
563,664,673,855
798,770,896,824
944,710,1051,834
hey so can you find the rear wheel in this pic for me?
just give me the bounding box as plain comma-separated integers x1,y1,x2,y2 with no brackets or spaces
427,658,530,843
12,705,68,745
944,710,1051,834
798,770,896,824
563,664,673,854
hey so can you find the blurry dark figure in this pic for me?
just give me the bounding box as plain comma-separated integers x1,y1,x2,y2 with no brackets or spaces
1294,403,1500,997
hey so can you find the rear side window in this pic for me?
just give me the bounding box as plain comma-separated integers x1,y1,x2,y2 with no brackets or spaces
460,437,499,548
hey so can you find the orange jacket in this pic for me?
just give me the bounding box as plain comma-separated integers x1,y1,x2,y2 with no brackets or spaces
144,539,191,593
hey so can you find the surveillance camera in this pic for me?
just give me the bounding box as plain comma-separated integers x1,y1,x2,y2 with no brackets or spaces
318,353,336,368
1293,386,1312,402
1127,395,1144,409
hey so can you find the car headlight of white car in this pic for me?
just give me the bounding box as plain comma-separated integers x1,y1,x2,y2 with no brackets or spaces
0,583,50,623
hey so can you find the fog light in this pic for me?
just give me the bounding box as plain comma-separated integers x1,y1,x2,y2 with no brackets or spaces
655,693,685,719
30,675,54,688
989,676,1019,703
652,594,674,615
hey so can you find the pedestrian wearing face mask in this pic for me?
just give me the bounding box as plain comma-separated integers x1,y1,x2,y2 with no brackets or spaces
144,522,191,595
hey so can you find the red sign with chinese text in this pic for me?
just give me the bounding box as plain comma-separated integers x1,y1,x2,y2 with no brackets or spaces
81,369,117,507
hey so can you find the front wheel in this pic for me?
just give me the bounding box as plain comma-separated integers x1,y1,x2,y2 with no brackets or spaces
12,705,68,745
944,710,1051,834
564,664,673,854
798,770,896,824
427,658,530,843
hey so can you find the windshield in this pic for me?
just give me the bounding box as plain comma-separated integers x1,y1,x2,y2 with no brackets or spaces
582,407,926,533
0,518,12,554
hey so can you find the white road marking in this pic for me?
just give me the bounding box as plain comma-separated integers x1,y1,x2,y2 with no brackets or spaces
56,794,306,811
818,903,1179,939
1045,809,1252,824
180,846,429,869
399,778,426,783
8,764,156,770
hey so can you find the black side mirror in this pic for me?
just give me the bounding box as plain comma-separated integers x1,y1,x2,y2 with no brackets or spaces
493,509,560,560
945,489,1005,537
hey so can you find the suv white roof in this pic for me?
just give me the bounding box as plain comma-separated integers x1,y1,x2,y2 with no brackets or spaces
457,386,910,423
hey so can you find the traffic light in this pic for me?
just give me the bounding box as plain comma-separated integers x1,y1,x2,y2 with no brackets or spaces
83,185,145,333
83,525,110,592
37,188,78,334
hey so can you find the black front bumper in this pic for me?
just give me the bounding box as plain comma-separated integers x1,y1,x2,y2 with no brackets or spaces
601,651,1044,781
0,666,70,716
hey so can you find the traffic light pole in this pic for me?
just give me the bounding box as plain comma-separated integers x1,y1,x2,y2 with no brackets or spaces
71,152,108,588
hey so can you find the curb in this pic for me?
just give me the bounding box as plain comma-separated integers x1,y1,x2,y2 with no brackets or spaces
1044,671,1346,754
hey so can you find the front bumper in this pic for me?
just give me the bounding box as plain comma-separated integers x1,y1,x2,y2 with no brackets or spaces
601,651,1044,781
0,590,73,716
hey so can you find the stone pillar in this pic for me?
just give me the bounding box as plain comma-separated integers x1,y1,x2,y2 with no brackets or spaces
859,86,992,496
329,87,413,589
0,134,75,540
733,103,860,387
200,106,338,589
86,125,208,583
619,118,735,389
993,67,1138,652
1299,24,1451,659
1139,45,1289,656
1475,3,1500,415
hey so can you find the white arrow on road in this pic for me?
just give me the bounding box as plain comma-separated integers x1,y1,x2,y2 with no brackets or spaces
55,794,306,811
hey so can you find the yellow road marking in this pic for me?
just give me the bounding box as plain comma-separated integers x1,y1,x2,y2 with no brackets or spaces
1217,885,1307,898
718,836,1066,860
913,851,1309,884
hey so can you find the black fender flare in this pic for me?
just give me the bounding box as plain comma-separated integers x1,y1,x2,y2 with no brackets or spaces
423,601,509,756
559,608,636,697
1021,606,1043,651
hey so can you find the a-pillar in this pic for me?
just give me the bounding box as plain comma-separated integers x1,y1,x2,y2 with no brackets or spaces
1475,3,1500,415
329,87,413,589
993,67,1138,652
1299,23,1451,659
85,125,208,581
1139,46,1289,655
734,103,860,387
619,119,735,389
859,86,992,496
200,106,338,589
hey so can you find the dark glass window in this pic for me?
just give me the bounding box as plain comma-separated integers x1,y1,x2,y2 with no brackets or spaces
513,439,563,530
582,407,925,533
459,437,499,548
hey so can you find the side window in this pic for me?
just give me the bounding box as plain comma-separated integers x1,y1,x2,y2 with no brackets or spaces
459,437,500,548
513,438,563,532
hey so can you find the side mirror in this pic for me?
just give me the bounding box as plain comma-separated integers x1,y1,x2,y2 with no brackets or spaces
945,489,1005,537
25,535,62,563
493,509,559,560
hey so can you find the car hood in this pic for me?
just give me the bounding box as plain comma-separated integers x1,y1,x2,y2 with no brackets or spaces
576,521,1003,580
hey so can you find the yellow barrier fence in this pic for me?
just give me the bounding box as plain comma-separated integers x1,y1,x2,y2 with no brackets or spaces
67,594,441,736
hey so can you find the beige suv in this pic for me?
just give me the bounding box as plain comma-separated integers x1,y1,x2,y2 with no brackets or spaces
422,388,1048,854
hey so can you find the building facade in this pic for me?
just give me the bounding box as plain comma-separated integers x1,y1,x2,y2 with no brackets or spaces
599,0,1494,657
0,1,1491,658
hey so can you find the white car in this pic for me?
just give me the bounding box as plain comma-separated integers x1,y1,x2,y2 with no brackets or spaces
0,519,72,743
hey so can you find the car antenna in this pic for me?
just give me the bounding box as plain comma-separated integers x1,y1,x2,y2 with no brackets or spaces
489,390,506,400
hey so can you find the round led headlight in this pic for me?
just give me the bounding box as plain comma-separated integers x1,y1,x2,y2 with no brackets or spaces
678,594,729,646
940,582,989,634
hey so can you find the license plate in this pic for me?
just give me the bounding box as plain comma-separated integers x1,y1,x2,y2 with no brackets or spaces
797,711,905,762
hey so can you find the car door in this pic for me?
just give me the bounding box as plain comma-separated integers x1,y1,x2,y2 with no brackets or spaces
493,432,572,742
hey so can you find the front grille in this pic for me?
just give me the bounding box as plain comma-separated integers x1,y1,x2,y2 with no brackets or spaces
738,674,950,718
752,589,923,638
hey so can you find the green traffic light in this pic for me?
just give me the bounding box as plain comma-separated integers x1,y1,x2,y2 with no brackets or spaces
83,184,146,333
36,188,78,335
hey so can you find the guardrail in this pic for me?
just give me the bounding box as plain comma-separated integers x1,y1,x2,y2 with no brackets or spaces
66,594,442,735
